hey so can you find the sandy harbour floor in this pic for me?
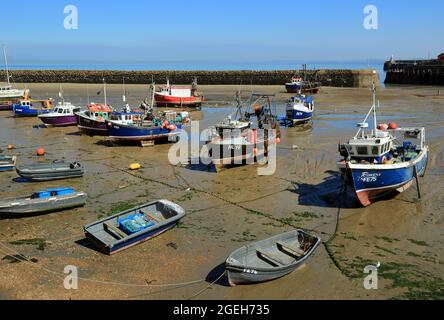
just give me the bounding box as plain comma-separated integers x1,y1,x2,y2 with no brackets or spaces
0,83,443,300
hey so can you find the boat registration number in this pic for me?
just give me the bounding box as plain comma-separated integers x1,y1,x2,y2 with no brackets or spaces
243,268,258,274
228,145,241,150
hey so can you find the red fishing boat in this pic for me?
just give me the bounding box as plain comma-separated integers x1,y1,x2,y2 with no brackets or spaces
154,78,203,108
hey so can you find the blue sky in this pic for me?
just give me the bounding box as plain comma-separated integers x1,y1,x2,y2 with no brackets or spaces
1,0,443,65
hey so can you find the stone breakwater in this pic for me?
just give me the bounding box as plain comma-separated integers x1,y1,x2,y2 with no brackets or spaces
384,59,444,85
2,69,379,87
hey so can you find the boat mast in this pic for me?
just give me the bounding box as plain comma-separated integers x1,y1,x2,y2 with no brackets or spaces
103,78,107,106
122,77,126,103
59,83,64,103
372,83,377,134
3,45,10,85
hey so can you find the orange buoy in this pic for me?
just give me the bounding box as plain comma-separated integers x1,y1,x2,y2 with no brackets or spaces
388,122,397,129
169,124,176,131
7,144,14,150
275,137,281,144
377,123,389,131
36,148,45,156
253,148,257,155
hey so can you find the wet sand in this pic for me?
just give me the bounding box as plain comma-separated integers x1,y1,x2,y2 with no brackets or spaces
0,84,443,300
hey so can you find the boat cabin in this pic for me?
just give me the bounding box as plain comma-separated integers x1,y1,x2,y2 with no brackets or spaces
287,95,314,111
287,77,302,85
32,188,75,199
109,111,144,125
85,103,112,121
53,102,81,115
343,132,394,162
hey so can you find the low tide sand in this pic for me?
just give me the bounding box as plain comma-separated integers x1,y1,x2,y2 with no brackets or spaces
0,84,443,300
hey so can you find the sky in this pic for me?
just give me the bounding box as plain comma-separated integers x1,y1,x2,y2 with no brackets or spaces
1,0,443,65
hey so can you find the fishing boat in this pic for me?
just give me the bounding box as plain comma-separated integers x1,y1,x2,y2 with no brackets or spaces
84,199,186,255
337,86,429,206
16,161,84,181
154,78,203,108
107,109,189,144
13,98,53,117
0,46,28,111
76,103,112,135
285,94,314,125
285,77,302,93
225,229,321,286
0,188,87,215
75,79,113,135
38,88,81,126
0,155,16,171
206,92,280,172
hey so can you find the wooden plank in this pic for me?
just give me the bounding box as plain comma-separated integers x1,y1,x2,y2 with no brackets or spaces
104,222,127,239
256,249,286,266
277,241,305,257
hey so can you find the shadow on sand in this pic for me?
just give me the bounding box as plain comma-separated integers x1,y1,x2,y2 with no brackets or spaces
206,262,230,287
288,170,401,208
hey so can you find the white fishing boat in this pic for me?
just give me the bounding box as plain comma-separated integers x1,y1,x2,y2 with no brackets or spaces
0,46,28,110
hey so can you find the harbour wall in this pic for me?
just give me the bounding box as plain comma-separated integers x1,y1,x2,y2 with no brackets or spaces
1,69,379,88
384,60,444,85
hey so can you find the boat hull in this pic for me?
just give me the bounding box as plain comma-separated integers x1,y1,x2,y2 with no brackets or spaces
39,115,77,127
339,148,428,206
16,164,84,181
107,121,182,141
0,101,13,111
226,230,321,286
154,93,203,108
285,84,302,93
13,105,51,117
0,192,87,215
286,109,313,125
76,113,108,135
0,156,16,171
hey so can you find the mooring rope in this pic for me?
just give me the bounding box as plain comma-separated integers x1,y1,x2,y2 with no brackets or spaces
0,242,208,289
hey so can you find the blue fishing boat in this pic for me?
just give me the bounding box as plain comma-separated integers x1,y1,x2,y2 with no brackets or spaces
337,86,429,206
285,77,302,93
107,110,189,143
84,199,186,254
0,155,16,171
285,94,314,125
13,99,53,117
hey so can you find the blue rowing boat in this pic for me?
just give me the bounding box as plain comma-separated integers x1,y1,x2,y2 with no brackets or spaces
84,199,186,254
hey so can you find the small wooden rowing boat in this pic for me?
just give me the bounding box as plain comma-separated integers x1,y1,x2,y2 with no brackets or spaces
0,155,16,171
84,199,186,255
0,188,87,216
225,229,320,286
16,161,84,181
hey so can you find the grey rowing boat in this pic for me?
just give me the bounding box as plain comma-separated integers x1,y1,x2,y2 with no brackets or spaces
225,229,321,286
16,161,84,181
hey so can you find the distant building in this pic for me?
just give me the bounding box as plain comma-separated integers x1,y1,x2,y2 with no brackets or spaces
438,53,444,61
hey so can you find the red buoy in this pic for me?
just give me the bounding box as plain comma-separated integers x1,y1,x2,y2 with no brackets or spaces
7,144,14,150
36,148,45,156
388,122,397,129
275,137,281,144
377,123,388,131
